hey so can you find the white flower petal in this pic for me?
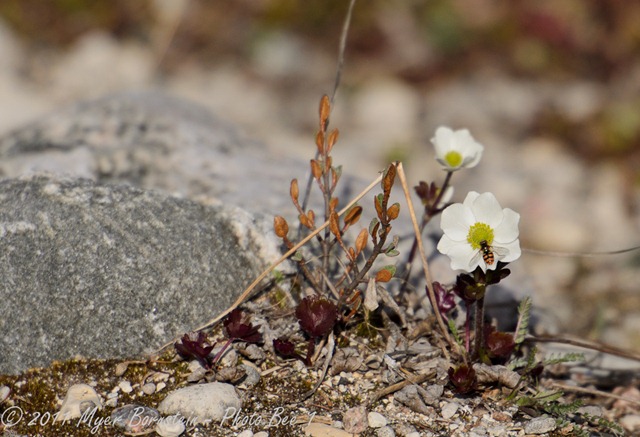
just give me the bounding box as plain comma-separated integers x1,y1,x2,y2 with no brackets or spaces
438,235,478,271
493,208,520,243
431,127,484,171
496,239,521,263
438,190,520,273
470,192,503,227
440,203,475,240
436,233,457,253
462,191,480,208
432,127,454,157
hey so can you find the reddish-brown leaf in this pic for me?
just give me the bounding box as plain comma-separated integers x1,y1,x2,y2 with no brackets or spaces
374,193,384,220
299,213,312,229
319,95,330,130
386,203,400,220
329,211,341,241
330,197,339,212
296,296,338,339
375,268,393,283
274,216,289,238
382,164,396,195
290,179,299,203
344,206,363,226
327,128,339,154
315,131,324,155
355,228,368,255
310,159,322,180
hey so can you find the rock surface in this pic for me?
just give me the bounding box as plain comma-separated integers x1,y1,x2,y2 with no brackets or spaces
0,91,314,216
0,174,276,374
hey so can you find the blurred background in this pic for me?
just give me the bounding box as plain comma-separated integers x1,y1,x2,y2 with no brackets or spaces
0,0,638,350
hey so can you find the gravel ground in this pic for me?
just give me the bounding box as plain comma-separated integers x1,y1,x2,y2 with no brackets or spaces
0,2,639,436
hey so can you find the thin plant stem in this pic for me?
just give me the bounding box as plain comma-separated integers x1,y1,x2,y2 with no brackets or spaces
465,301,472,354
401,171,453,290
473,296,485,359
396,162,455,349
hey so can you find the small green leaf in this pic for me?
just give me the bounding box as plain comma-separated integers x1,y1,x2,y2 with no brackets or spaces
514,296,532,344
381,265,396,276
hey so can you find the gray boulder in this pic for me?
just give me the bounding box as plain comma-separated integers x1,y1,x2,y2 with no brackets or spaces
0,91,307,214
0,174,278,374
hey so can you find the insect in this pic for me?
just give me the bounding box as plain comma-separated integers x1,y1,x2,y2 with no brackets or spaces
472,240,508,266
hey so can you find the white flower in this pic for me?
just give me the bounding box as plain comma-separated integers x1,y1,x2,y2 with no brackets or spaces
437,192,520,272
432,126,484,171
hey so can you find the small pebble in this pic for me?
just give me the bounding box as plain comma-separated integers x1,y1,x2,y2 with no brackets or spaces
236,431,254,437
343,405,368,434
142,382,156,395
158,382,241,424
254,432,269,437
304,423,354,437
155,414,185,437
55,384,102,422
118,380,133,394
111,404,160,433
376,425,395,437
440,401,459,419
487,425,508,436
239,362,261,388
105,392,119,408
367,411,387,428
524,416,557,434
620,414,640,432
114,362,129,376
0,385,10,403
577,405,604,418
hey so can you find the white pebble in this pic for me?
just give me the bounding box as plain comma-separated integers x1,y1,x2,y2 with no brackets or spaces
441,402,459,419
367,411,388,428
0,386,10,403
55,384,102,422
158,382,241,423
118,380,133,394
155,415,185,437
141,383,156,395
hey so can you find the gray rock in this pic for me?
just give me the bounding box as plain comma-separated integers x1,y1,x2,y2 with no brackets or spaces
375,425,396,437
158,382,241,424
111,404,160,433
524,416,557,434
0,174,276,374
0,91,313,215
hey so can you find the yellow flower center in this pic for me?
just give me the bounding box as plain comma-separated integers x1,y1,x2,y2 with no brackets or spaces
444,151,463,168
467,222,494,250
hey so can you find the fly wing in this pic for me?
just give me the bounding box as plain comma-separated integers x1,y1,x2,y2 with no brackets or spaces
492,246,510,258
470,249,483,267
